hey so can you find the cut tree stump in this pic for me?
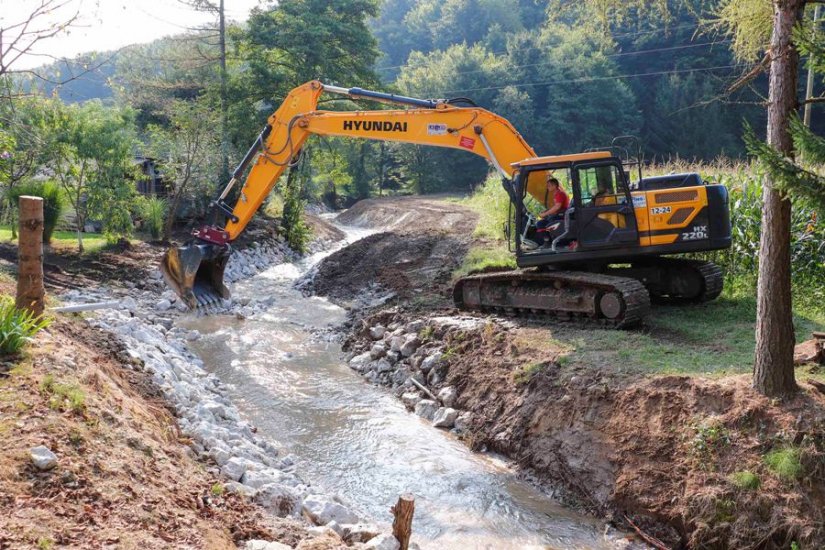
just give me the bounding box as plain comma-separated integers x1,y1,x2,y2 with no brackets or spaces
16,196,45,316
391,493,415,550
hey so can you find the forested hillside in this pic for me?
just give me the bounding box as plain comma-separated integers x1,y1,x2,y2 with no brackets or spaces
12,0,800,205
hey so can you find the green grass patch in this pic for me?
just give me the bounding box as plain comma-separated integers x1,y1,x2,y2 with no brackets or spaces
513,362,546,385
729,470,760,490
0,225,109,253
40,374,86,414
462,174,510,240
211,482,225,496
454,244,516,279
764,447,804,481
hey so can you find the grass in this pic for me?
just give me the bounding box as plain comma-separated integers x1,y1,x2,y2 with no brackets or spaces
0,297,51,355
453,243,516,279
513,362,547,385
764,447,804,481
543,280,825,376
211,482,225,497
729,470,761,490
40,374,86,414
0,225,109,253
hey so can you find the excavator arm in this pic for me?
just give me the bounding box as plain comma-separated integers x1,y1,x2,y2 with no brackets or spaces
162,80,536,308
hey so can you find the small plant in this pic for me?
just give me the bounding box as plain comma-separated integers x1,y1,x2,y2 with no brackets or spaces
791,541,802,550
8,180,66,244
729,470,760,490
141,197,167,240
211,482,225,496
764,447,804,481
68,429,84,447
513,362,545,385
418,326,434,340
715,497,736,523
0,297,50,355
691,419,731,464
36,538,54,550
40,374,86,414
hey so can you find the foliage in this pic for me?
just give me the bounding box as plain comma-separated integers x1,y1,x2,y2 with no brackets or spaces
7,181,66,244
282,169,311,253
729,470,760,490
139,197,167,240
0,297,50,355
764,446,804,481
463,173,513,239
50,100,139,250
707,0,773,63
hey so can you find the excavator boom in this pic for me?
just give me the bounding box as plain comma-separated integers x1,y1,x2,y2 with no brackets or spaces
162,80,536,308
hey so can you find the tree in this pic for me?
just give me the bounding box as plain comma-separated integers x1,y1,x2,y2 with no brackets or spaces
147,100,221,241
50,101,139,251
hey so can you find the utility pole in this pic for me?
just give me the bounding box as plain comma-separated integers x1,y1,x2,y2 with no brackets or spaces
804,4,821,127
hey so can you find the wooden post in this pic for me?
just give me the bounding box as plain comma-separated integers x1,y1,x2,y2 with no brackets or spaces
391,493,414,550
16,196,45,316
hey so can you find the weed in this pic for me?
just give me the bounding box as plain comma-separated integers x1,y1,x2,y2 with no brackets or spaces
691,419,731,463
513,362,545,385
729,470,760,490
715,498,736,523
0,297,51,355
442,346,457,360
68,430,85,447
791,542,802,550
764,447,804,481
211,482,225,497
40,375,86,414
36,538,54,550
418,326,434,340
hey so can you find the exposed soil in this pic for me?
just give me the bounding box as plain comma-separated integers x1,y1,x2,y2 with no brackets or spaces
305,196,476,309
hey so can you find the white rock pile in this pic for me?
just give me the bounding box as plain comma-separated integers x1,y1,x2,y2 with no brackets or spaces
345,317,476,433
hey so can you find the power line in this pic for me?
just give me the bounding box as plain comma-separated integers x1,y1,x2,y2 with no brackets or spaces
397,40,731,81
374,22,703,72
426,63,749,97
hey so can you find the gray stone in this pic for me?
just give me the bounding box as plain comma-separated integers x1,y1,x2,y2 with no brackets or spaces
365,534,401,550
374,359,393,373
242,468,285,489
385,351,400,364
254,483,301,517
119,296,138,312
405,320,425,333
155,299,172,311
369,344,386,359
221,457,247,481
210,447,231,467
30,445,57,471
420,352,442,374
454,412,474,432
427,367,444,386
414,399,439,421
369,325,386,340
244,540,292,550
432,407,458,428
389,336,404,353
400,335,419,358
224,481,257,498
349,352,373,372
401,392,422,409
186,330,201,341
302,494,359,525
341,523,381,544
437,386,457,407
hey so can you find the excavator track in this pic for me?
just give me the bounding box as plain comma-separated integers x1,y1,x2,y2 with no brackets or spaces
608,258,723,304
453,270,651,328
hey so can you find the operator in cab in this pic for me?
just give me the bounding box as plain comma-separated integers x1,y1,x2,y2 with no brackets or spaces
536,175,570,245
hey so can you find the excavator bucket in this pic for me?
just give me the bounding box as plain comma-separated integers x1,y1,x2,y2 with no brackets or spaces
160,242,231,309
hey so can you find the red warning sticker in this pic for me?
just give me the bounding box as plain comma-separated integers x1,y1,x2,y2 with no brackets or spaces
459,136,475,150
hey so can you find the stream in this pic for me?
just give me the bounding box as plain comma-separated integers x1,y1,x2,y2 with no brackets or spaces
180,224,627,550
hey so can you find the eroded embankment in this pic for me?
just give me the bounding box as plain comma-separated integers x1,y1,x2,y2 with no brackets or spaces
303,197,825,549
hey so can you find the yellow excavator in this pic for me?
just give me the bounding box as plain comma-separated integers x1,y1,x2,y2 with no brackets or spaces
161,80,731,327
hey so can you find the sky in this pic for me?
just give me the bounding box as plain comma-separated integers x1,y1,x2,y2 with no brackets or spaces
1,0,264,70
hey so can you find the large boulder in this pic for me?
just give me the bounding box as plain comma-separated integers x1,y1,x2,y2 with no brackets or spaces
420,352,442,374
414,399,439,421
341,523,381,544
254,483,302,517
221,457,248,481
245,540,291,550
369,325,386,340
365,534,401,550
437,386,457,408
433,407,458,428
349,352,373,373
301,494,359,525
242,468,285,489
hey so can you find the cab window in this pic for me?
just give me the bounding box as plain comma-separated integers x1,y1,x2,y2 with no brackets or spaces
576,165,628,206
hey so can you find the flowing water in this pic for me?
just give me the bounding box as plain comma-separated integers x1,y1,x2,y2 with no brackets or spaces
181,225,629,550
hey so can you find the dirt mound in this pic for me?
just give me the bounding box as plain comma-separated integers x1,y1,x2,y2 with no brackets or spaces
305,231,466,308
337,195,475,234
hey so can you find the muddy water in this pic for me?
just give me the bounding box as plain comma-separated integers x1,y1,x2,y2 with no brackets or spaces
181,228,622,550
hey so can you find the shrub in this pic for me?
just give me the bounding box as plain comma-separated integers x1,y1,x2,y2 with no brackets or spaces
7,181,66,244
282,172,311,253
764,447,804,481
0,297,50,355
141,197,167,240
729,470,760,490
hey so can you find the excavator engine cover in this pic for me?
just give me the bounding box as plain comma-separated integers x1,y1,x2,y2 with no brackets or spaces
160,242,231,309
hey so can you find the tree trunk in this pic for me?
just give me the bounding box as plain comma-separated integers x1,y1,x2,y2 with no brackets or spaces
16,196,44,316
753,0,805,397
